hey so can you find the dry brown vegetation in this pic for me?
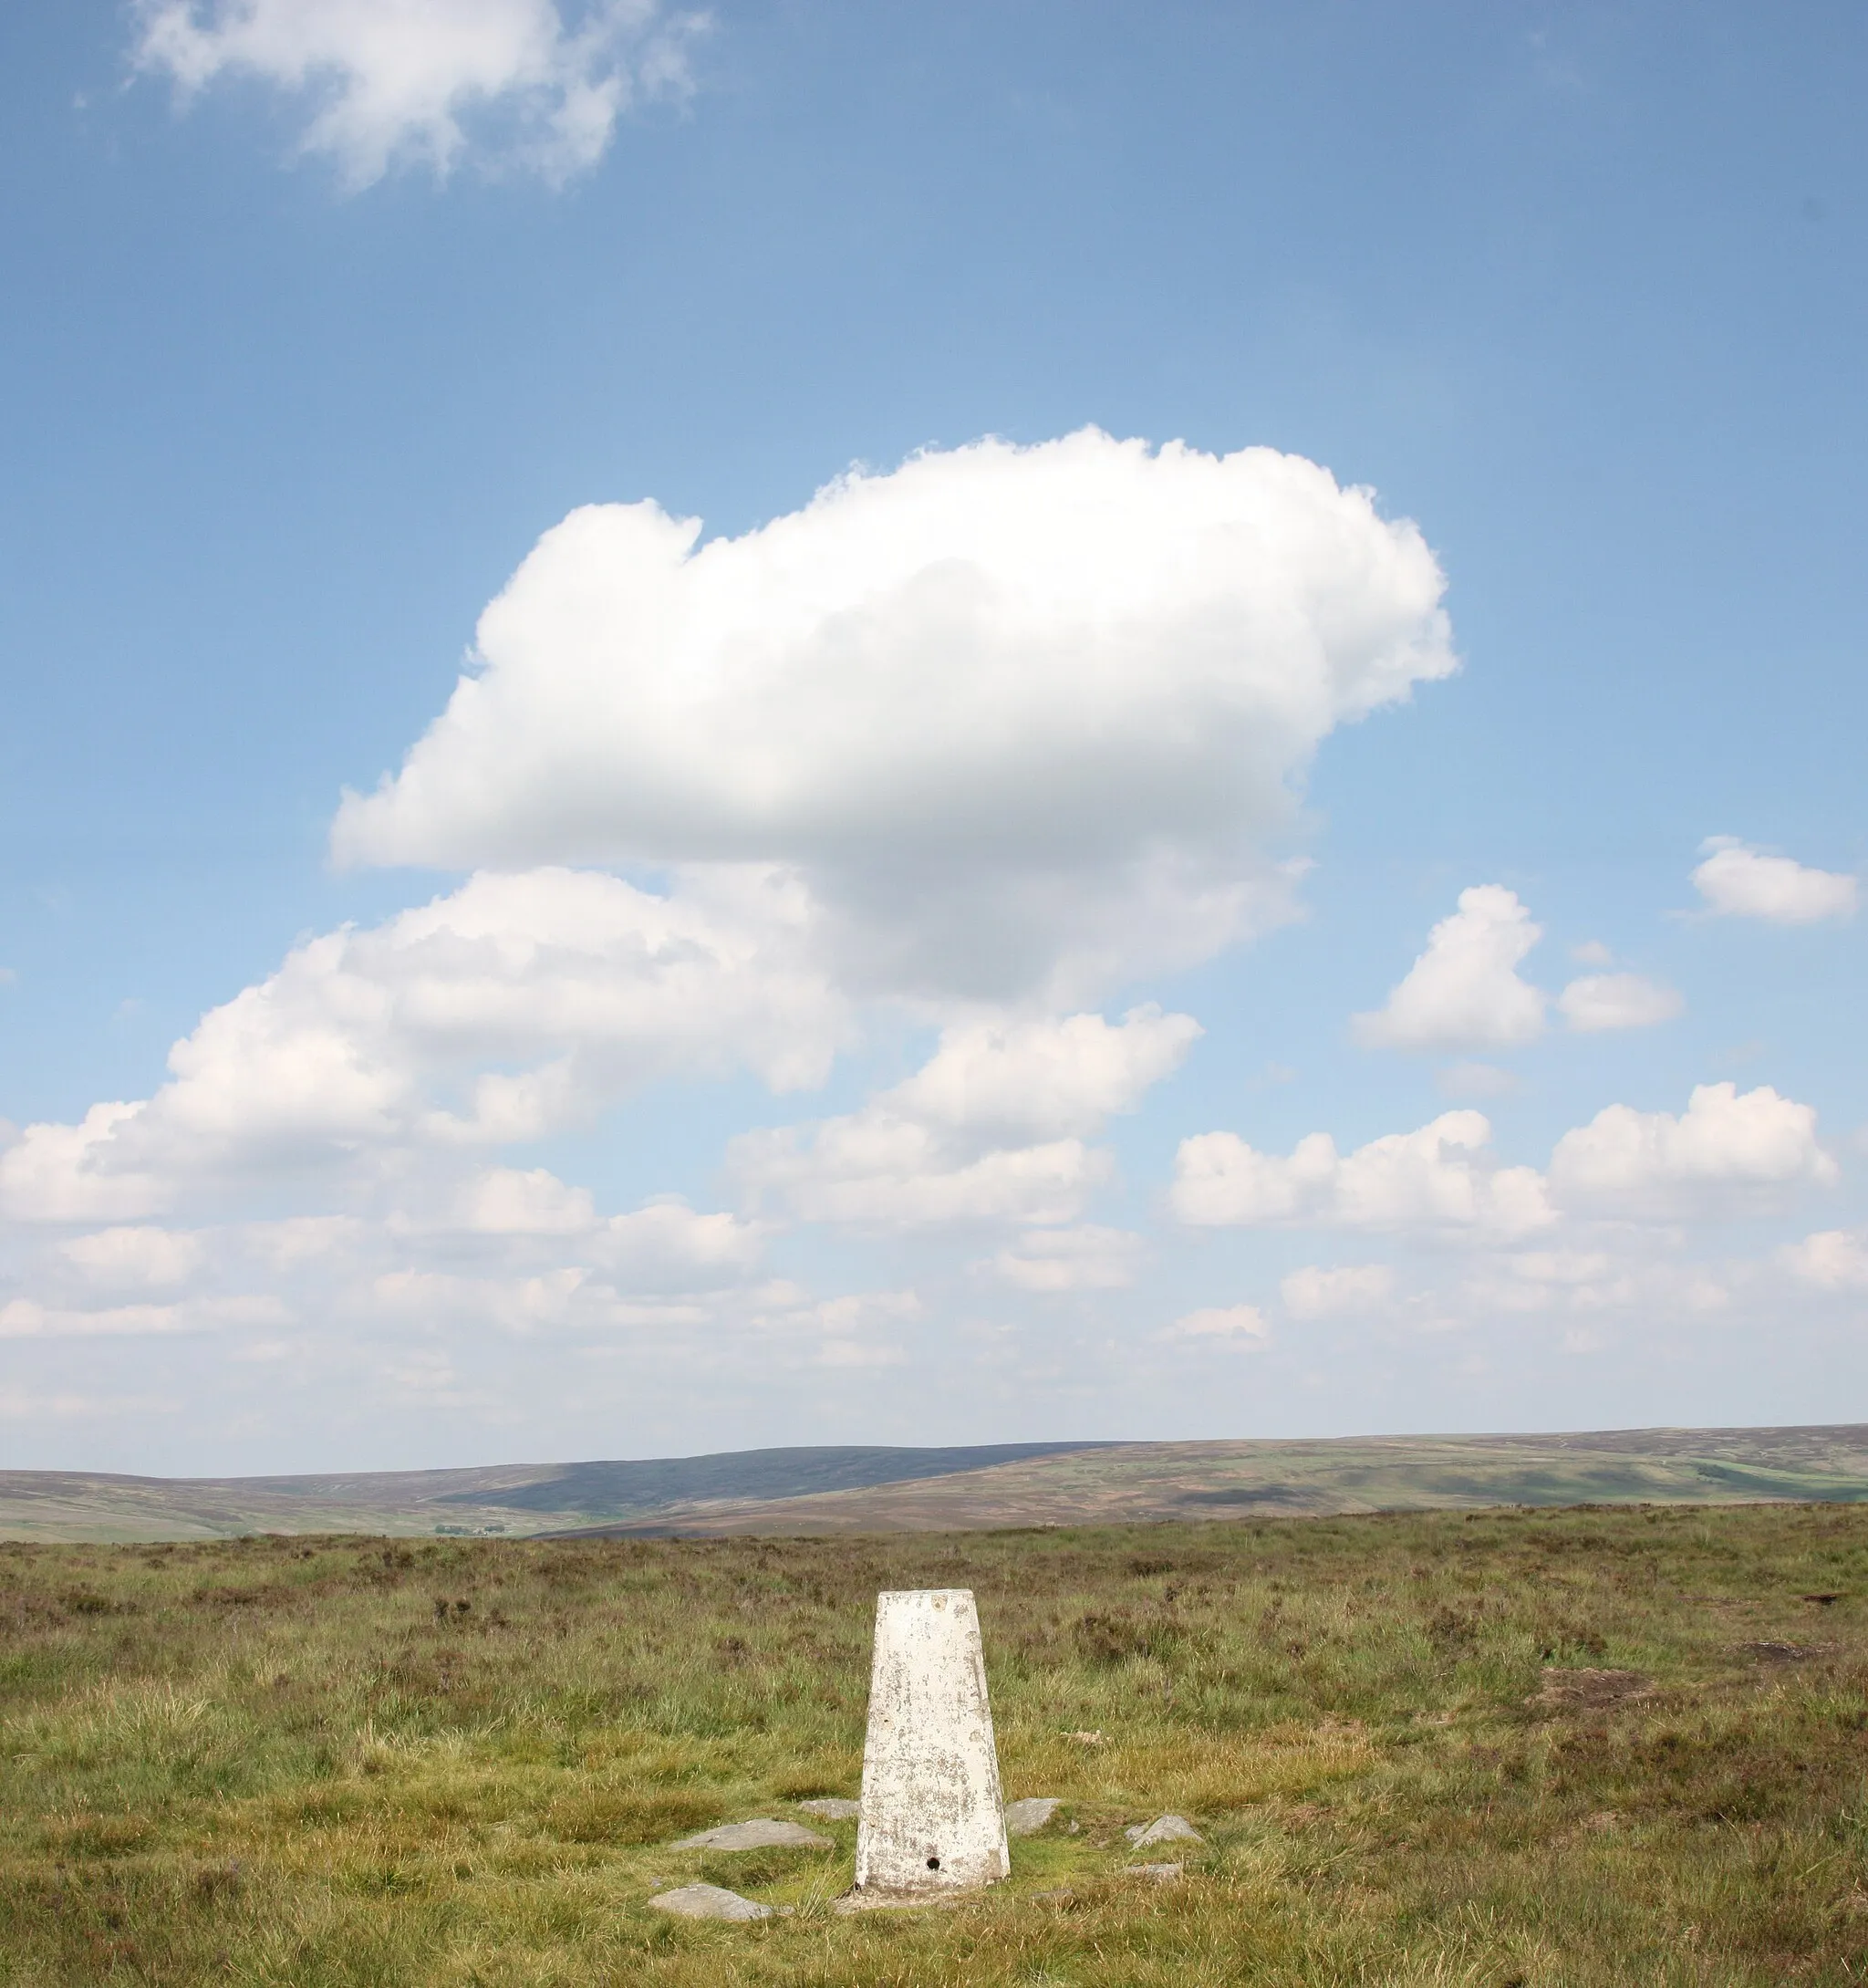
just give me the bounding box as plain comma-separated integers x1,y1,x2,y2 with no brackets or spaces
4,1504,1868,1983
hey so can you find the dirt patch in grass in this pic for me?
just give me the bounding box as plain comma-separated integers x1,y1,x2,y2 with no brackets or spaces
1526,1667,1655,1712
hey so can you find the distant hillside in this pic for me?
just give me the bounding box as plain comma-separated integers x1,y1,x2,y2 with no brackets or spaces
432,1442,1113,1514
5,1425,1868,1543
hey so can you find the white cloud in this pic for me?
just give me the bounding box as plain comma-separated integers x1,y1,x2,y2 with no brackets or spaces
437,1171,763,1284
133,0,703,188
452,1165,596,1234
732,1007,1196,1228
1691,838,1858,925
586,1200,766,1286
1280,1263,1395,1317
61,1225,204,1289
735,1125,1105,1230
0,867,846,1222
1353,886,1546,1051
1160,1303,1270,1347
890,1008,1201,1140
1548,1082,1837,1214
0,1105,169,1223
790,1289,922,1337
1173,1110,1552,1236
1458,1248,1734,1324
1557,972,1683,1033
335,431,1454,1005
990,1225,1145,1292
1781,1229,1868,1293
0,1298,220,1338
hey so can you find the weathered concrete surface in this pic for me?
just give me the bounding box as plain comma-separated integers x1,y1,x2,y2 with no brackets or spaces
670,1818,832,1850
647,1882,773,1920
1004,1796,1062,1837
833,1889,968,1914
1125,1814,1202,1847
795,1797,861,1820
854,1588,1011,1895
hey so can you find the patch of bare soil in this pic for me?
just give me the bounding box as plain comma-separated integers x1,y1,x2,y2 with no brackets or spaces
1528,1668,1655,1712
1738,1640,1828,1663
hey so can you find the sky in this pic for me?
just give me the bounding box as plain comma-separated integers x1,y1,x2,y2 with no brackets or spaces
1,1,1865,1475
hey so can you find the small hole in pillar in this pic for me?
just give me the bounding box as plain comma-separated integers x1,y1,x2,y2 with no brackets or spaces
926,1856,940,1869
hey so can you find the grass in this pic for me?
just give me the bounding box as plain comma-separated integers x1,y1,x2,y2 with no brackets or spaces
3,1504,1868,1983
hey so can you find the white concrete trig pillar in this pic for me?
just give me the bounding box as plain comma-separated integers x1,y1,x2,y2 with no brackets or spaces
855,1588,1011,1895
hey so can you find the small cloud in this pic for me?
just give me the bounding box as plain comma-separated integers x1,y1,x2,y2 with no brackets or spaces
131,0,707,190
989,1225,1145,1292
1557,972,1683,1033
1353,886,1546,1052
1159,1303,1271,1348
1691,838,1857,924
1781,1229,1868,1292
1570,939,1613,966
1281,1264,1394,1318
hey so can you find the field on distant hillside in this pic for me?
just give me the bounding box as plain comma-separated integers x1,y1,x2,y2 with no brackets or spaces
5,1505,1868,1983
9,1425,1868,1544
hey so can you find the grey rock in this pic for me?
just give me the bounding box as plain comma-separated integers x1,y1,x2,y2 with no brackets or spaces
671,1818,833,1851
1129,1862,1184,1881
794,1797,861,1820
647,1882,773,1920
1004,1797,1062,1837
1125,1814,1202,1847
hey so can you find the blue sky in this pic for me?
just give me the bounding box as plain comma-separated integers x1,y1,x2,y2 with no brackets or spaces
2,1,1864,1473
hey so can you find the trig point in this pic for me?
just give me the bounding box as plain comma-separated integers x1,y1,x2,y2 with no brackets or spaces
855,1588,1011,1895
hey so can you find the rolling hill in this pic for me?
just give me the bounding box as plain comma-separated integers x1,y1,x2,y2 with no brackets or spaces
5,1423,1868,1542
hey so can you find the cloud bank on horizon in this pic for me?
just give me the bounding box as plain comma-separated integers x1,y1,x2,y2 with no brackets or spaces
0,430,1860,1457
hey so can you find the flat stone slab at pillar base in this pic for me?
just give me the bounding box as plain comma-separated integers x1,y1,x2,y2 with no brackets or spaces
669,1818,833,1851
1004,1796,1062,1836
648,1883,773,1920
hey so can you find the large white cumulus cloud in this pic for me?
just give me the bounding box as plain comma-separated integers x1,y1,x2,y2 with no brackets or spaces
335,431,1455,1002
0,866,844,1222
0,431,1478,1443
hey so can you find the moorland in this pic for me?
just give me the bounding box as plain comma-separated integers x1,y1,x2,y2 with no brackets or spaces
8,1423,1868,1543
4,1502,1868,1983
